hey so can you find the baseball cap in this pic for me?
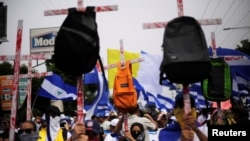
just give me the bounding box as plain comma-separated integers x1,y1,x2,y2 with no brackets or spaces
110,118,119,126
85,120,101,135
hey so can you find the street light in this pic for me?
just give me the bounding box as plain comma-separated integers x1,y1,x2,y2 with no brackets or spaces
223,26,250,30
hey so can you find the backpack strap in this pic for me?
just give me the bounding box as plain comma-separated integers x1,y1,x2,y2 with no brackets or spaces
97,55,109,91
67,7,77,14
85,6,96,19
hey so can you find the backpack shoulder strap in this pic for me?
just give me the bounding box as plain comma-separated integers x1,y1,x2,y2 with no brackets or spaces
85,6,96,19
97,55,109,91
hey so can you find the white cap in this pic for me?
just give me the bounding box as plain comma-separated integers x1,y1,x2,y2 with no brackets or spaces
60,114,66,119
110,118,119,126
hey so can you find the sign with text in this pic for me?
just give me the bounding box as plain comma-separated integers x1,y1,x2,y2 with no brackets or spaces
0,76,28,111
0,76,13,111
30,27,59,54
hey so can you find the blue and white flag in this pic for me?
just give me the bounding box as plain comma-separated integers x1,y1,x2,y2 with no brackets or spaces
189,83,211,109
83,67,111,120
234,70,250,95
135,51,175,111
157,94,174,110
38,73,77,101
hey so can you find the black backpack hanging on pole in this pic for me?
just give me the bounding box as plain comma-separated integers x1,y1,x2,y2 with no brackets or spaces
54,7,104,76
159,16,211,84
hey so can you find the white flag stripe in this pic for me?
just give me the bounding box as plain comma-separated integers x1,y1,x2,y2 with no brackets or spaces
41,79,77,100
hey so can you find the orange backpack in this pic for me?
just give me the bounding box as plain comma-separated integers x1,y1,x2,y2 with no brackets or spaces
113,60,138,113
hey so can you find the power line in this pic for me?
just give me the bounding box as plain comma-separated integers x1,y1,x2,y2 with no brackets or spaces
200,0,211,19
213,0,236,33
219,9,250,46
203,0,221,32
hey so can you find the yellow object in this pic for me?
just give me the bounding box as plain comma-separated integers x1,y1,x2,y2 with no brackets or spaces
37,127,64,141
107,48,140,89
174,107,197,129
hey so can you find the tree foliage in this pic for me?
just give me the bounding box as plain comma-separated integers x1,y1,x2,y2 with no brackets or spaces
236,39,250,55
0,62,48,122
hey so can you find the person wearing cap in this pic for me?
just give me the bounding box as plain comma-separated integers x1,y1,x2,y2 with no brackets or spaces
104,118,119,141
85,120,103,141
37,105,72,141
96,112,110,132
158,93,208,141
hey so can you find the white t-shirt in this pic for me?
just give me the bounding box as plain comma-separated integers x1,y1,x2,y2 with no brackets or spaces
104,133,119,141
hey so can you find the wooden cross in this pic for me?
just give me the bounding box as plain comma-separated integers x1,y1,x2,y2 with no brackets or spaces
44,0,118,16
103,40,144,131
142,0,223,114
0,55,52,119
43,0,118,123
0,20,52,141
143,0,222,29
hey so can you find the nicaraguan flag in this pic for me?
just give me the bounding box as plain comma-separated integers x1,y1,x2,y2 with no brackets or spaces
189,83,211,109
233,70,250,95
83,67,111,120
133,78,147,102
157,94,174,110
84,67,99,84
38,73,77,101
135,51,176,111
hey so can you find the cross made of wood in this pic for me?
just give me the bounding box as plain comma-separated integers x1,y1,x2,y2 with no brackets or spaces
44,0,118,16
143,0,222,29
142,0,223,114
102,39,144,131
1,20,54,141
43,0,118,123
0,54,52,120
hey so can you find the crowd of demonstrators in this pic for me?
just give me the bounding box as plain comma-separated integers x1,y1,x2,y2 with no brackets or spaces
1,95,249,141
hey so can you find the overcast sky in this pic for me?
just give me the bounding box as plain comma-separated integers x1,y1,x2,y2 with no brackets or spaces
0,0,249,72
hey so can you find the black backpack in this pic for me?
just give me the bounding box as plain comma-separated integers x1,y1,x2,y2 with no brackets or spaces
54,7,101,76
159,16,211,84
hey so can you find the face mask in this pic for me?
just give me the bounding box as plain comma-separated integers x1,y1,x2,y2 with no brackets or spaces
19,132,40,141
49,116,60,126
174,107,197,129
131,131,144,141
132,131,141,138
